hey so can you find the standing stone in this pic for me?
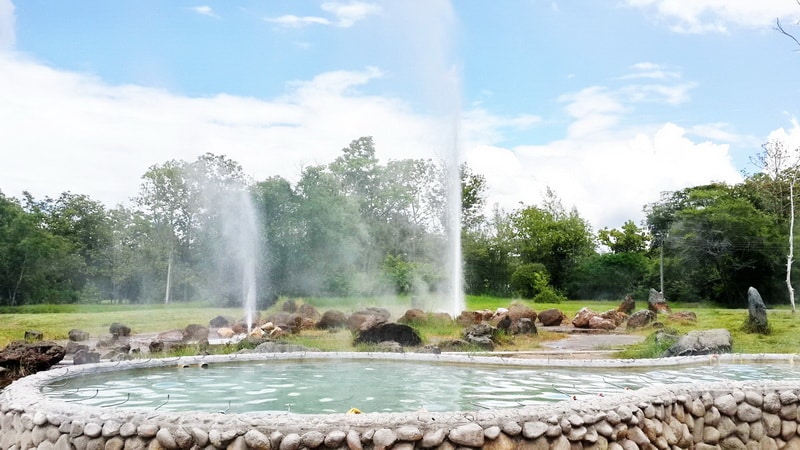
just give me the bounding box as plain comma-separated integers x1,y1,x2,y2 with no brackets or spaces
617,295,636,314
743,287,769,334
647,288,671,314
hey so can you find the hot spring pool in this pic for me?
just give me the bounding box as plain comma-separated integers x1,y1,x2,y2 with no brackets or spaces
43,356,800,414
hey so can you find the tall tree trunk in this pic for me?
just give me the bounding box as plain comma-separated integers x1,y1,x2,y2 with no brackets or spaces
165,249,173,304
788,178,796,313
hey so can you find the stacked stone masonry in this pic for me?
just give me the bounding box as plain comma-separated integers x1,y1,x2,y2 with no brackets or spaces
2,354,800,450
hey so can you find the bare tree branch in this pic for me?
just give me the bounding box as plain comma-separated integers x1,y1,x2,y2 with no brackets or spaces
775,18,800,51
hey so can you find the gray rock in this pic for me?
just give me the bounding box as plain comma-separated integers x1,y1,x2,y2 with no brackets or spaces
323,430,346,448
448,423,484,447
346,430,362,450
420,429,446,448
83,423,102,439
278,433,301,450
627,310,656,329
743,286,769,334
372,428,397,449
663,328,732,357
522,421,548,439
244,430,271,450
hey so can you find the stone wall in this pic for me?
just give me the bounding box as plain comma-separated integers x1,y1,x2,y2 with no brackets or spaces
1,354,800,450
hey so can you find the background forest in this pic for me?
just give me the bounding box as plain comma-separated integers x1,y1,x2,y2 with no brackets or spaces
1,137,796,309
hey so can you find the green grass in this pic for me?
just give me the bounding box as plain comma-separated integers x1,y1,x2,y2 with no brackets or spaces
0,302,242,348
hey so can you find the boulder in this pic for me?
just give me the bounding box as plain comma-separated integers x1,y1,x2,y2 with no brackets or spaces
508,303,537,323
209,315,235,328
68,329,90,342
109,322,131,337
217,327,236,338
65,341,88,355
297,303,320,320
600,309,627,327
538,308,566,326
463,323,497,349
647,288,671,314
571,307,599,328
516,317,537,335
347,308,390,332
663,329,732,357
398,308,427,324
456,311,483,326
618,295,636,314
265,312,304,333
0,341,65,376
183,324,209,342
743,286,769,334
354,323,422,347
495,314,512,332
588,316,618,330
73,349,101,365
627,310,656,329
316,310,348,329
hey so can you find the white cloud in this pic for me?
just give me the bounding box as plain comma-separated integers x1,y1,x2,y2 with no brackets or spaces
620,62,680,80
466,123,742,230
266,15,331,28
267,1,380,29
0,55,442,207
0,0,15,50
462,70,741,229
190,6,219,19
321,1,381,27
0,48,743,231
626,0,800,33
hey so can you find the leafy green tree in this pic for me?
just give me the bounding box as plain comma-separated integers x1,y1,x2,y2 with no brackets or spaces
23,192,113,300
463,206,515,296
510,197,595,291
598,220,650,254
0,193,82,304
568,252,653,300
645,183,784,306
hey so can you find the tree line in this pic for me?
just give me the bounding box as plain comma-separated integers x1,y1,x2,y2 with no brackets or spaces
0,137,796,308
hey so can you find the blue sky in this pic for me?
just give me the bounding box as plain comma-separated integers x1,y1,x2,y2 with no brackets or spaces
3,0,800,230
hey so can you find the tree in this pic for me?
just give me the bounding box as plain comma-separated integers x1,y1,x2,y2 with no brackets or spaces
645,184,784,306
0,193,82,305
598,220,650,254
750,139,800,312
460,163,487,232
510,194,595,291
134,153,251,303
23,192,113,299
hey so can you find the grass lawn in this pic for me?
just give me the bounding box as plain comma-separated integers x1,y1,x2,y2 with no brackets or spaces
0,297,798,358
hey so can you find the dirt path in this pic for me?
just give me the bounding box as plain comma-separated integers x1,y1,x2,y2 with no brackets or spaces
508,327,646,359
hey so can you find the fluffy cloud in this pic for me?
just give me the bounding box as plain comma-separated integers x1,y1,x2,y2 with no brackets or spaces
266,1,380,28
0,55,444,206
0,54,743,231
626,0,800,33
189,6,218,19
467,123,742,230
463,66,741,229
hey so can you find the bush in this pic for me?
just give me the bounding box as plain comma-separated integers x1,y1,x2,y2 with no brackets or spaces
510,263,549,299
